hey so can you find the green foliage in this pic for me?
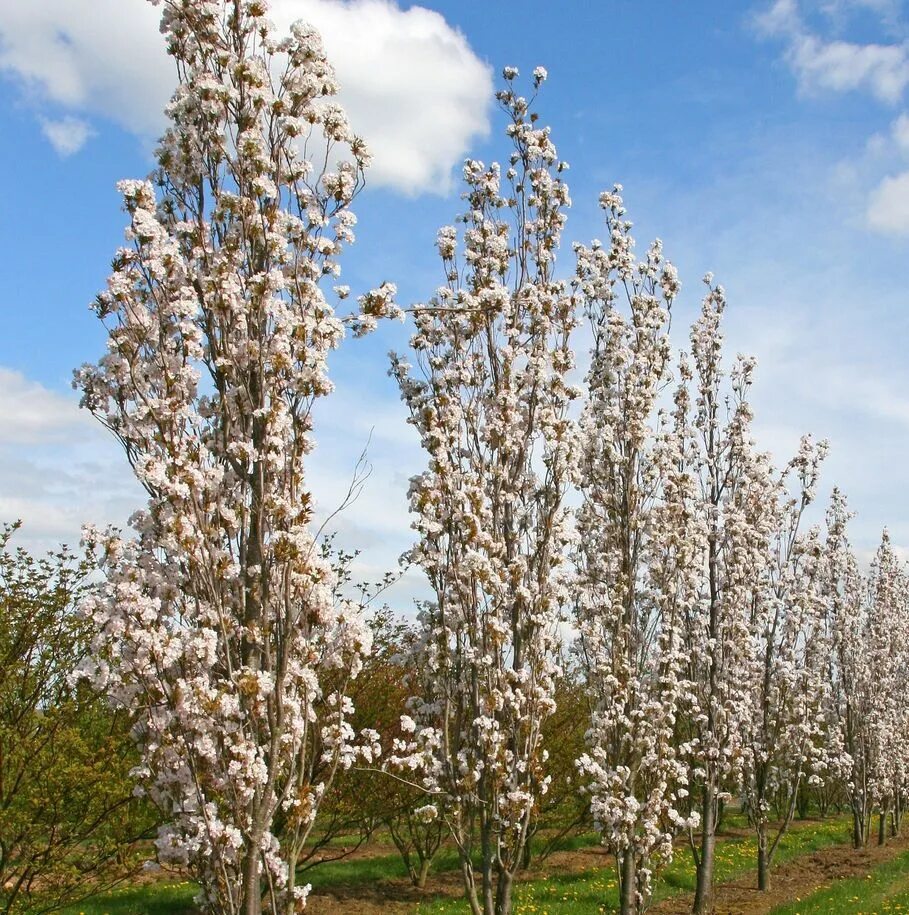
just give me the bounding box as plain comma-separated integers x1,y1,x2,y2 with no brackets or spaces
0,524,156,914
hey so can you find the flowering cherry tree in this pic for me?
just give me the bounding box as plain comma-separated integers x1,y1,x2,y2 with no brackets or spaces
819,490,875,849
571,188,694,913
671,281,778,915
74,2,396,913
865,529,909,845
390,67,577,915
738,436,830,890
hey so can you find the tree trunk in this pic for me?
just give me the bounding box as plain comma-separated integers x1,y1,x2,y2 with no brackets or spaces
757,828,770,892
495,869,514,915
416,857,431,890
242,845,262,915
520,834,534,871
619,850,637,915
879,807,888,847
693,787,716,915
852,804,865,849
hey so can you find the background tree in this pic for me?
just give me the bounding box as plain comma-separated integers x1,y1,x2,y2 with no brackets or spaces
390,66,577,915
522,663,590,870
0,524,154,915
865,529,909,845
74,2,397,913
572,187,693,914
820,490,874,849
738,437,829,891
672,281,776,915
316,605,446,890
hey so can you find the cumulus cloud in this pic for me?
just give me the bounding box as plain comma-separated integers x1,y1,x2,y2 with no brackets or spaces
863,112,909,233
867,169,909,232
892,111,909,151
0,368,141,554
0,0,492,195
0,367,94,446
39,115,93,156
756,2,909,235
757,0,909,103
790,36,909,102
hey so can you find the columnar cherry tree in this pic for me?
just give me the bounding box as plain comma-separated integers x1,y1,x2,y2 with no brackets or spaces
74,2,397,913
390,68,577,915
673,281,777,915
738,436,829,890
866,529,909,844
819,490,874,848
572,188,695,914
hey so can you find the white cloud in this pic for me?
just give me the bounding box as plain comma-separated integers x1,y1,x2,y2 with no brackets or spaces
39,115,93,156
277,0,492,194
0,367,93,445
0,0,492,195
791,35,909,102
757,0,909,103
0,369,142,554
893,111,909,151
867,169,909,232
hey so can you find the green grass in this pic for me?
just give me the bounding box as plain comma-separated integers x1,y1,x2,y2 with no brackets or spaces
52,816,855,915
769,848,909,914
55,881,198,915
416,817,854,914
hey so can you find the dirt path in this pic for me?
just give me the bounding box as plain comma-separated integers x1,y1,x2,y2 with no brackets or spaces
651,832,909,915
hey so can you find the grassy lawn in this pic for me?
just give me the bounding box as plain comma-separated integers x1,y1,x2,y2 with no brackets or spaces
55,881,198,915
769,848,909,914
416,816,853,914
53,816,855,915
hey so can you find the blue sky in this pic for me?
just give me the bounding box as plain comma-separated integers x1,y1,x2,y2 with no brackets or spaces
1,0,908,602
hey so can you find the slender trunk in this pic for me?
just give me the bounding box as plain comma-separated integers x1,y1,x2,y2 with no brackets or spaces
242,845,261,915
462,860,483,915
757,827,770,892
692,785,716,915
416,857,431,890
520,834,534,871
852,802,865,849
495,869,514,915
619,850,637,915
481,817,494,915
879,807,888,847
